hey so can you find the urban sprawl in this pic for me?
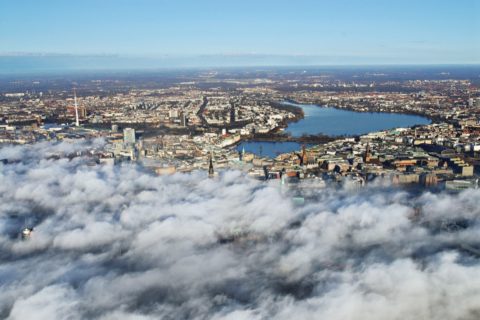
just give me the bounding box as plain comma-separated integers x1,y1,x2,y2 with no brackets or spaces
1,69,480,191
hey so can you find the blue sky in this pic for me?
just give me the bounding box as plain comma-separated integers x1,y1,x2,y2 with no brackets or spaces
0,0,479,65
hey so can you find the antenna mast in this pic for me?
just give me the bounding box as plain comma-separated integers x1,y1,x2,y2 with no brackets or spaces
73,88,80,127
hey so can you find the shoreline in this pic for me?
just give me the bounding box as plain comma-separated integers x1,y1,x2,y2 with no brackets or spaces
282,99,440,124
237,99,433,147
232,99,438,158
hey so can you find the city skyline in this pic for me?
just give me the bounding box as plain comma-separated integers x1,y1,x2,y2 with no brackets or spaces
1,0,479,67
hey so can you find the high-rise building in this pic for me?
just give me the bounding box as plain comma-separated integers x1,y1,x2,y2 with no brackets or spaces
68,105,87,119
180,112,187,127
78,106,87,118
230,105,236,124
123,128,136,145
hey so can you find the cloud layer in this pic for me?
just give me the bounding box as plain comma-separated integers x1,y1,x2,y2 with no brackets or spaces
1,141,480,319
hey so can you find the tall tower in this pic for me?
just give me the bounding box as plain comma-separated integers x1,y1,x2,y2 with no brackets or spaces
363,143,371,164
208,153,214,177
73,88,80,127
301,144,307,166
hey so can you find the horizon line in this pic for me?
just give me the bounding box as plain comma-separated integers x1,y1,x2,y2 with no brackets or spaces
1,64,480,77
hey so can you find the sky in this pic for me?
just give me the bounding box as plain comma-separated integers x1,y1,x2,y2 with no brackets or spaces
0,0,479,66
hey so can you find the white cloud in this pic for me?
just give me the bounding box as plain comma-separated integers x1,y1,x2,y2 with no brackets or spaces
1,141,480,319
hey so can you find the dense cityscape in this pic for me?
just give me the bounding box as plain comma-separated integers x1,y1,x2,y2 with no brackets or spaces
2,67,480,190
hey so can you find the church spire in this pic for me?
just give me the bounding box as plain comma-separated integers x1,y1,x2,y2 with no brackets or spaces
208,152,214,177
364,143,371,164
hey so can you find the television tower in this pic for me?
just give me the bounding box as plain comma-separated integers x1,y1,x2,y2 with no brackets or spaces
73,88,80,127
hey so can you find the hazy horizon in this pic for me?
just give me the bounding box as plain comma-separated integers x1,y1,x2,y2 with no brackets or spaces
1,0,479,70
1,54,480,75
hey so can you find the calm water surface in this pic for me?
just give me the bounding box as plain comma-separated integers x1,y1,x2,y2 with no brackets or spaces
286,104,430,137
236,141,311,159
237,103,430,157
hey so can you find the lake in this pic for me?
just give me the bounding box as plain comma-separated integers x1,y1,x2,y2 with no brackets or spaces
236,141,312,159
236,103,431,158
285,103,430,137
